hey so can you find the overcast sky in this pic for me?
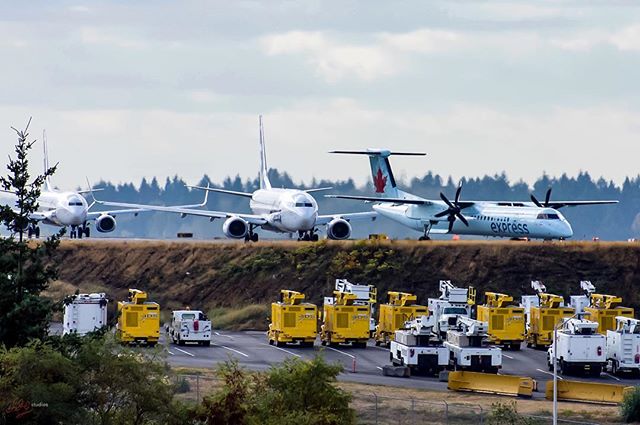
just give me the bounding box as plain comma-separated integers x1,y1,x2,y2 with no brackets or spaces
1,0,639,190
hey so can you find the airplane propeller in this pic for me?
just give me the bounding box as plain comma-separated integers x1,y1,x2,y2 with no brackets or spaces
434,184,470,233
531,188,552,208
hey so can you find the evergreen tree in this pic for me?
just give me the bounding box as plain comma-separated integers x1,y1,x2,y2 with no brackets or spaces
0,119,62,348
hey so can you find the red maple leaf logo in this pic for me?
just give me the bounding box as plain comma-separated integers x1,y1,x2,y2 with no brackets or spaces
373,168,387,193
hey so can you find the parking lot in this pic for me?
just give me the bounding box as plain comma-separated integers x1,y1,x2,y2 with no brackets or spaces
164,330,640,397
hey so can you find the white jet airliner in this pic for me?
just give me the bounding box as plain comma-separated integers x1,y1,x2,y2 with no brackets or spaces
92,117,376,241
327,149,618,241
0,133,202,238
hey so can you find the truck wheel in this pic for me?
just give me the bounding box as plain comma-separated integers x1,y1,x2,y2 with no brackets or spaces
590,365,602,376
511,343,521,351
178,338,185,346
276,340,285,347
203,341,211,347
268,339,274,345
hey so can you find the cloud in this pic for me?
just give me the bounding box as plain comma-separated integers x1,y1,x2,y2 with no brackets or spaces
260,29,466,82
79,26,148,49
610,24,640,51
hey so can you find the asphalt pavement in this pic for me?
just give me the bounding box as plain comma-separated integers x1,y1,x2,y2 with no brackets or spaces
163,331,640,396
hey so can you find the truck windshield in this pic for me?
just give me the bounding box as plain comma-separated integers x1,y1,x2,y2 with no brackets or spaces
443,307,467,315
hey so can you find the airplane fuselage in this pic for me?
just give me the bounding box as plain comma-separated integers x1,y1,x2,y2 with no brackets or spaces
374,202,573,239
34,191,88,227
250,189,318,233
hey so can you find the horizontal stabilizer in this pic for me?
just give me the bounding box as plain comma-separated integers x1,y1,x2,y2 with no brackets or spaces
330,149,426,157
305,187,333,193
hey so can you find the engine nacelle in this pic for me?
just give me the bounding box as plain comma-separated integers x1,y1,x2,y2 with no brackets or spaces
326,218,351,240
223,217,249,239
95,214,116,233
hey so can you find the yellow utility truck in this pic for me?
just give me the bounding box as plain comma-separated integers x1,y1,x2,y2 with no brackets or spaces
321,291,371,348
116,289,160,346
572,281,635,334
268,290,318,347
525,281,574,348
476,292,525,350
374,291,428,347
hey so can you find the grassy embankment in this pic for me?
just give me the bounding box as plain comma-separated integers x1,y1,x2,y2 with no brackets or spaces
46,239,640,330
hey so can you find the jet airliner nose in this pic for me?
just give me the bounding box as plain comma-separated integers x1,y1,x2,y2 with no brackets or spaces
561,221,573,239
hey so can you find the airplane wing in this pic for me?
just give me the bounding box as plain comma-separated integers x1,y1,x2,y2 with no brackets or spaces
325,194,430,205
86,208,148,219
186,185,253,198
547,200,618,208
316,211,377,225
93,199,268,225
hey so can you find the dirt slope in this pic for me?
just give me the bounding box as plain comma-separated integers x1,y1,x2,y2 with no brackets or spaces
51,240,640,313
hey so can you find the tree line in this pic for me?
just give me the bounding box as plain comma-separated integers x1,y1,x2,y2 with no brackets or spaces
88,169,640,240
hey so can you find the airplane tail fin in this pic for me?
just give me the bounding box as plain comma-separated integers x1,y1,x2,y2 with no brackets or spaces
258,115,272,190
330,149,425,198
43,130,52,191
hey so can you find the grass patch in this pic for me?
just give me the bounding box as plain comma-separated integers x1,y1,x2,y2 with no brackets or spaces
209,304,269,331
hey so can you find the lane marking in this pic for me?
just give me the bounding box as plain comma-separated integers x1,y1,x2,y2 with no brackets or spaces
536,368,563,380
371,346,388,351
503,354,514,359
174,347,195,357
376,366,383,371
214,332,234,340
605,373,621,381
215,344,249,358
260,343,301,358
325,346,355,359
167,350,175,356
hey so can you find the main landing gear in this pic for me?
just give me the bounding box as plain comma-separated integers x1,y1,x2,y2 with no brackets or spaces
418,221,437,241
244,225,259,242
298,229,319,242
69,223,91,239
27,225,41,238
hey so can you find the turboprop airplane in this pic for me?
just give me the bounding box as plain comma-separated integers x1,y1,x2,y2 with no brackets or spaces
91,117,376,241
0,132,203,238
326,149,618,241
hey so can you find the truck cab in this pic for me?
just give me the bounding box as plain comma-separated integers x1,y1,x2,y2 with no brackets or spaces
168,310,212,346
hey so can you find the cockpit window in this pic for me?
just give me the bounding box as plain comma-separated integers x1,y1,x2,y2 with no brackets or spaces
68,197,84,206
295,202,313,207
537,213,560,220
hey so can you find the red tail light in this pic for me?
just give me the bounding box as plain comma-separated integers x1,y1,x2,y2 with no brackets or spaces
410,349,415,357
194,320,199,331
635,354,640,364
597,346,602,356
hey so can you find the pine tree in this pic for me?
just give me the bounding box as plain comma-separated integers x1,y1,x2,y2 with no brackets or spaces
0,118,62,347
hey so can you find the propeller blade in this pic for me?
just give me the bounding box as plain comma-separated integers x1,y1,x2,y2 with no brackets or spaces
456,213,469,226
531,194,542,208
448,217,455,233
455,183,463,204
544,188,552,207
434,210,450,218
440,192,454,209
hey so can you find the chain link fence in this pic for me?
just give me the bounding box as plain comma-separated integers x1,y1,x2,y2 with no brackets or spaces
172,374,615,424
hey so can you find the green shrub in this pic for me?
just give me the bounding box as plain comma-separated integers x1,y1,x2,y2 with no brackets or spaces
196,356,355,425
487,402,539,425
621,386,640,423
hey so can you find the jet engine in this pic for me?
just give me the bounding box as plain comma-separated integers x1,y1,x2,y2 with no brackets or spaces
223,217,249,239
95,214,116,233
326,218,351,240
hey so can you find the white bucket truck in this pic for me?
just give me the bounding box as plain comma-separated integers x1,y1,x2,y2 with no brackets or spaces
63,292,108,336
168,310,212,346
428,280,473,340
547,316,606,376
444,316,502,373
606,316,640,376
388,315,448,376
